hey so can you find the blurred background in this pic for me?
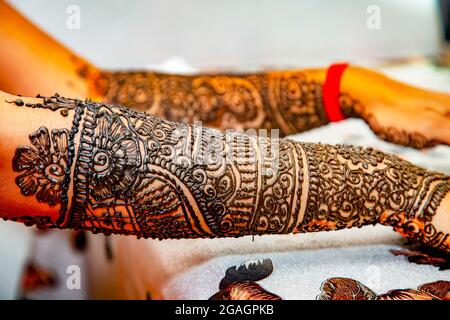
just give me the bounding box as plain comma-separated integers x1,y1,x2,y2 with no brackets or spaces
6,0,450,69
0,0,449,299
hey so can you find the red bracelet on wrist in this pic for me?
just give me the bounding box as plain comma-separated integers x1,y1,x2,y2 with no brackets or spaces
323,63,349,122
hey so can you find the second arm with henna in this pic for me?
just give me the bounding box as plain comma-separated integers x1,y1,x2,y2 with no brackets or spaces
84,68,359,136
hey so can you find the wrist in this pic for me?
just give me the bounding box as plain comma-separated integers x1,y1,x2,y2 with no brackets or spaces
302,66,362,120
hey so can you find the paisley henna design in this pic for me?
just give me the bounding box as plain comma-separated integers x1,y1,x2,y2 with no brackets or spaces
9,95,84,226
10,95,450,253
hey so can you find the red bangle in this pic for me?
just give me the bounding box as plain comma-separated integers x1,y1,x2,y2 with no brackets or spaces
323,63,349,122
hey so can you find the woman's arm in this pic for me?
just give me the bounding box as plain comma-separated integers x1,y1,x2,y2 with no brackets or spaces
1,91,449,252
1,2,449,147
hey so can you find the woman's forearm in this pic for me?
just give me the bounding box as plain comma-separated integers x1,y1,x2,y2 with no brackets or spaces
1,91,449,252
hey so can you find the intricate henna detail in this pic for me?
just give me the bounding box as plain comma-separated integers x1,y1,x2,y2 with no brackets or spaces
76,62,448,149
90,71,336,136
298,143,449,235
380,210,450,253
10,95,450,253
9,95,84,226
13,127,69,206
378,289,440,300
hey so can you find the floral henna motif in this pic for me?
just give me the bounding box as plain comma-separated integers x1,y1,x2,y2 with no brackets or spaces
13,127,69,206
9,95,450,253
418,281,450,299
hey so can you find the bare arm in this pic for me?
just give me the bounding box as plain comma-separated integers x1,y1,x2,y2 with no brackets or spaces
1,91,449,253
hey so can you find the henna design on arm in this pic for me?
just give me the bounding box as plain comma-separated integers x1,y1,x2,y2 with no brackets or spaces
9,95,450,252
7,96,83,228
87,70,359,136
83,67,445,149
13,126,69,206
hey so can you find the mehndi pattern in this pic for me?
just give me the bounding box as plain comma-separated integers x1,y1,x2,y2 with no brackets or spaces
9,96,450,253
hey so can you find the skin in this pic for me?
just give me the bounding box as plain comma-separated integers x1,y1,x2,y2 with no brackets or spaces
0,1,449,148
0,91,449,255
